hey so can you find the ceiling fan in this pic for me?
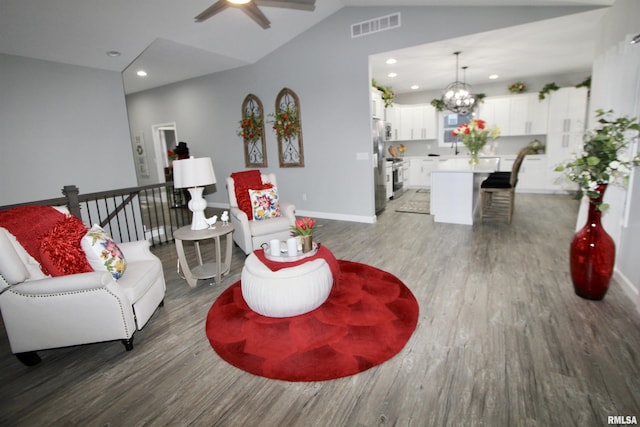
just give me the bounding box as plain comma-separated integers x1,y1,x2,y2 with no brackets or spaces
195,0,316,30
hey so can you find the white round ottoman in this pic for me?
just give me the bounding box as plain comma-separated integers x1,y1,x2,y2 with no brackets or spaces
241,252,333,318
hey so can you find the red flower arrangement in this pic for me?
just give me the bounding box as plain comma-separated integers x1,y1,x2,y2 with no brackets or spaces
291,217,316,236
452,119,501,163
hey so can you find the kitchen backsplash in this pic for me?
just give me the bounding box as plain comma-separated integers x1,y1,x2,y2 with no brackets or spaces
386,135,546,158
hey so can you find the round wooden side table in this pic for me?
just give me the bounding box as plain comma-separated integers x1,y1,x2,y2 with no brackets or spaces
173,224,234,288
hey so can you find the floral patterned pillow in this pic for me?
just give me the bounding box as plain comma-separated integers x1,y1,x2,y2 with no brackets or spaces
248,186,281,220
81,225,126,280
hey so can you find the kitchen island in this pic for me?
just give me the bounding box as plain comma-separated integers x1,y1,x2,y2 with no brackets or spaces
430,157,499,225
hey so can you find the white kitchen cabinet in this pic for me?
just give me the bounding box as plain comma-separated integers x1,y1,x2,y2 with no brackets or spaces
397,104,437,141
479,93,548,136
407,157,438,188
546,133,581,191
509,93,549,135
398,106,415,141
499,154,548,192
547,87,588,133
421,158,438,188
546,87,587,191
422,105,437,140
408,158,423,187
371,89,384,119
518,156,548,191
479,97,511,134
384,105,400,141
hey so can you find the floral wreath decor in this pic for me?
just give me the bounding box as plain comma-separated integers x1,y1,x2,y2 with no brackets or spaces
237,112,264,143
508,81,526,93
270,105,301,140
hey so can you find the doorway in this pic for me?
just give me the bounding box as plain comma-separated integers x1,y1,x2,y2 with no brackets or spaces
151,123,177,183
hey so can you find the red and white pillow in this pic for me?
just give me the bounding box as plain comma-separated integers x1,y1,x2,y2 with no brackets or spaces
81,225,127,280
248,186,281,220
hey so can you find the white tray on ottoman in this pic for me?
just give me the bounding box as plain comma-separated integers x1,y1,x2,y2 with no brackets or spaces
241,252,333,318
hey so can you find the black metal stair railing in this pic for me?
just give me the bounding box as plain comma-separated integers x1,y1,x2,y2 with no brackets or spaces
0,183,191,247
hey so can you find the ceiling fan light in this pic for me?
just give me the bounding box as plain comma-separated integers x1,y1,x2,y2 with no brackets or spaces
228,0,251,4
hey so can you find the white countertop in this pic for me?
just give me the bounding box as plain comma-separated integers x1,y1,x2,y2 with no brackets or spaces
432,157,500,173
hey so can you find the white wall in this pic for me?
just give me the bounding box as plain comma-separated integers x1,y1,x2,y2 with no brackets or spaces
126,5,597,223
0,54,137,205
588,0,640,307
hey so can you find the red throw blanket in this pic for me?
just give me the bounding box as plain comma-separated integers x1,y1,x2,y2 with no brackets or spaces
0,205,65,273
230,170,271,220
253,245,341,281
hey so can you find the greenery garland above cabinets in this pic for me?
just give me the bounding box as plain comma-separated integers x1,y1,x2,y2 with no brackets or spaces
371,79,395,108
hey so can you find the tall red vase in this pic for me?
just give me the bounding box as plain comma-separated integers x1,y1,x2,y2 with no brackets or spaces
570,184,616,300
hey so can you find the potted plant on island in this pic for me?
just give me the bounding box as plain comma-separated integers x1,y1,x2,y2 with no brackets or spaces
555,109,640,300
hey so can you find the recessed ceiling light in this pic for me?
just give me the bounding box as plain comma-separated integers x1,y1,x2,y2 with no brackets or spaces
106,51,121,57
388,72,397,78
489,74,499,80
411,85,420,90
386,58,397,65
136,70,148,77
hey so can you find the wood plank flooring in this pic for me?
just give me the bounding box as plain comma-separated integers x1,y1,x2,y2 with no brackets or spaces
1,191,639,426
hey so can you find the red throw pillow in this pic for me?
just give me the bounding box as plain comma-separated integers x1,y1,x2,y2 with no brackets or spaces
231,170,272,220
39,216,94,277
0,205,65,267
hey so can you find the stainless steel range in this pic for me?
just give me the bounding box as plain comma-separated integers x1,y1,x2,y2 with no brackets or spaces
389,158,405,199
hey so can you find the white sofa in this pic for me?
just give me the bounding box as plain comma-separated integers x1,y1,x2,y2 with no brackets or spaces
0,223,166,366
226,173,296,255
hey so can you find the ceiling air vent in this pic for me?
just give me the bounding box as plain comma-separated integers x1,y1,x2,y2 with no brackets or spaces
351,12,401,38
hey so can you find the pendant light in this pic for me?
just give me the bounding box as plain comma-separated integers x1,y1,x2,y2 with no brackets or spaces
441,51,476,114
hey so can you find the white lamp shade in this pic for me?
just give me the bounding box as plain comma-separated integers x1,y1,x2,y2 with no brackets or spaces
173,157,216,188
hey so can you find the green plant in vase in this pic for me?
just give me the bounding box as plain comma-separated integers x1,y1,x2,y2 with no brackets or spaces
555,109,640,300
555,109,640,211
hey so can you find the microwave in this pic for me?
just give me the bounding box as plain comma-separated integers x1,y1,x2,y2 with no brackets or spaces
384,123,392,140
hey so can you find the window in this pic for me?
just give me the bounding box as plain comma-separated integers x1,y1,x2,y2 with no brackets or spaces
438,112,473,147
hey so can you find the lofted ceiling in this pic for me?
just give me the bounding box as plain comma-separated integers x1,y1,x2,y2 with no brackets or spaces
0,0,615,94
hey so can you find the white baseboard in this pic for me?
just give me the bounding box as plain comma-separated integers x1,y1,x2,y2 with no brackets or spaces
294,209,376,224
613,268,640,314
207,202,376,224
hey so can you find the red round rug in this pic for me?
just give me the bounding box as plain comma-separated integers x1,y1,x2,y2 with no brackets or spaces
205,260,419,382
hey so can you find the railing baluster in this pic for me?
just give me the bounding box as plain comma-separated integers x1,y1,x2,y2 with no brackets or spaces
1,182,197,247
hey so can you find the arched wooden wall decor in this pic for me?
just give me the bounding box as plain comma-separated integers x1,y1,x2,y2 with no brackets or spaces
274,88,304,167
240,94,267,168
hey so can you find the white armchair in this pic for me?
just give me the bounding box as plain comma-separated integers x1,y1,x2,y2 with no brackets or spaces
0,225,166,366
226,173,296,255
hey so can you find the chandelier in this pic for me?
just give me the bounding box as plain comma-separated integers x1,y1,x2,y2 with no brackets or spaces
441,51,476,114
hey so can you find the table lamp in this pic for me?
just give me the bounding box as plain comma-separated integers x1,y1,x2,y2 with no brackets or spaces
172,156,217,230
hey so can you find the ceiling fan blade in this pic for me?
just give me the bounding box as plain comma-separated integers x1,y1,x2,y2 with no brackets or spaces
256,0,315,11
194,0,229,22
242,2,271,29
